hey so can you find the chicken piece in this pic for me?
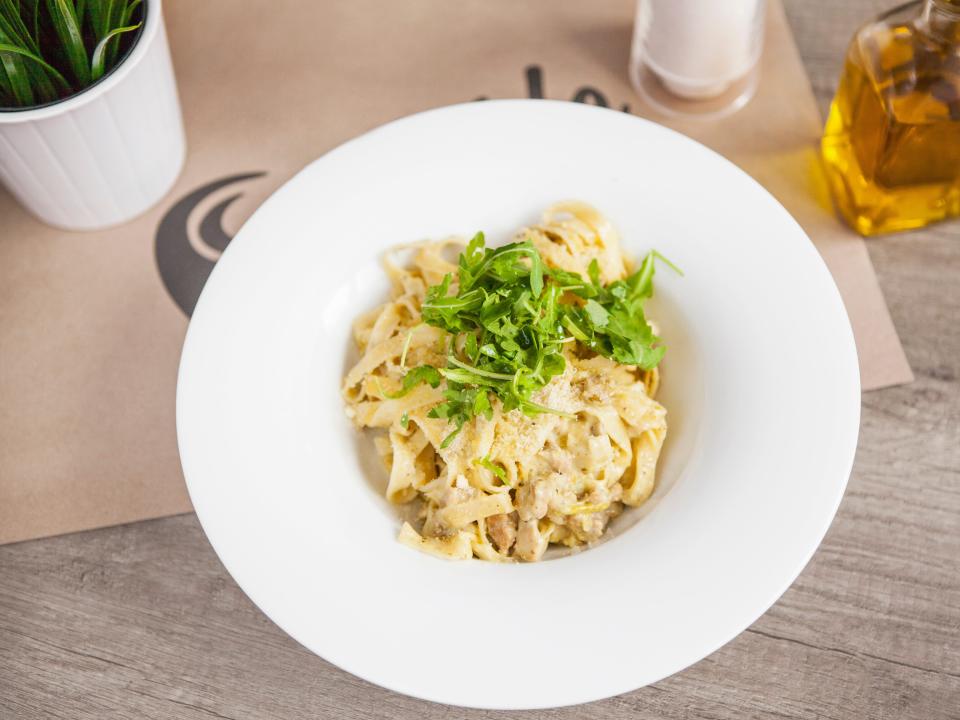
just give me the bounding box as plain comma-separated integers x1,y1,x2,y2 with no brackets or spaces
515,519,550,561
566,502,624,543
516,481,549,522
486,512,517,553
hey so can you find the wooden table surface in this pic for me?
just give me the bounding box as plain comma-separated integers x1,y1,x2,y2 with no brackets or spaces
2,1,958,718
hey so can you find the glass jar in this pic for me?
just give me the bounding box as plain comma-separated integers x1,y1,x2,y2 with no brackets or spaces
821,0,960,235
629,0,766,118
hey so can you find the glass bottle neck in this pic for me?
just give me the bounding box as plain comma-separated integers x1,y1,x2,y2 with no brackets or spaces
922,0,960,43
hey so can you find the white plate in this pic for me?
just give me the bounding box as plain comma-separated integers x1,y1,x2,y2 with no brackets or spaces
177,100,860,709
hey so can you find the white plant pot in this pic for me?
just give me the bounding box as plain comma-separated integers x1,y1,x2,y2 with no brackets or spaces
0,0,185,231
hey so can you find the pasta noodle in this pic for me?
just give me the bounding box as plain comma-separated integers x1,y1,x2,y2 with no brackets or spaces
342,202,668,562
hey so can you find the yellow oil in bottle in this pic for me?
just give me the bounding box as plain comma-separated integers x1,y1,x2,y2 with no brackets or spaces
821,0,960,235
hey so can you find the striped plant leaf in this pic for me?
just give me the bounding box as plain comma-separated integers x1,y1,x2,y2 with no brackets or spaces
0,51,16,101
110,0,138,63
89,19,137,80
0,40,71,90
29,0,39,46
121,0,139,24
0,45,35,105
0,20,34,107
85,0,110,38
0,0,38,52
108,0,123,28
0,3,33,53
46,0,90,86
24,52,57,101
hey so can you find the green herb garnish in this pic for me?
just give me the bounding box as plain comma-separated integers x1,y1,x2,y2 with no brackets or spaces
474,454,509,484
403,233,678,448
384,365,442,399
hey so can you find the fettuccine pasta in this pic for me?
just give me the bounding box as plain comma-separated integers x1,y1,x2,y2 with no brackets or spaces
342,202,668,561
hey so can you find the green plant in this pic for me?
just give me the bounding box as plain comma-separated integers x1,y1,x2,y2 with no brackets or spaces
0,0,142,108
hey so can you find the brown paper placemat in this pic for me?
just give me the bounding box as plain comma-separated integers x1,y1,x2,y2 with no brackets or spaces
0,0,912,546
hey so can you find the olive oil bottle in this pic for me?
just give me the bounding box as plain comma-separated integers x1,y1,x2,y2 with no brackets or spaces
821,0,960,235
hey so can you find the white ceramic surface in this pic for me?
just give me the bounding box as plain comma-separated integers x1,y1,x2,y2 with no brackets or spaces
0,0,184,231
177,100,861,710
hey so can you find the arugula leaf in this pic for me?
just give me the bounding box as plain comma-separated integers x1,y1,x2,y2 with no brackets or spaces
588,258,601,289
384,365,442,399
583,299,609,328
402,235,678,445
464,332,478,362
472,388,492,419
474,454,508,483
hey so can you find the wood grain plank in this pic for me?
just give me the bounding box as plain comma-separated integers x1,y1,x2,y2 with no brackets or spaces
2,1,959,718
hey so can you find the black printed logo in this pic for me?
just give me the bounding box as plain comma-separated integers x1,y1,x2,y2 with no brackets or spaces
155,172,266,317
477,65,632,112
